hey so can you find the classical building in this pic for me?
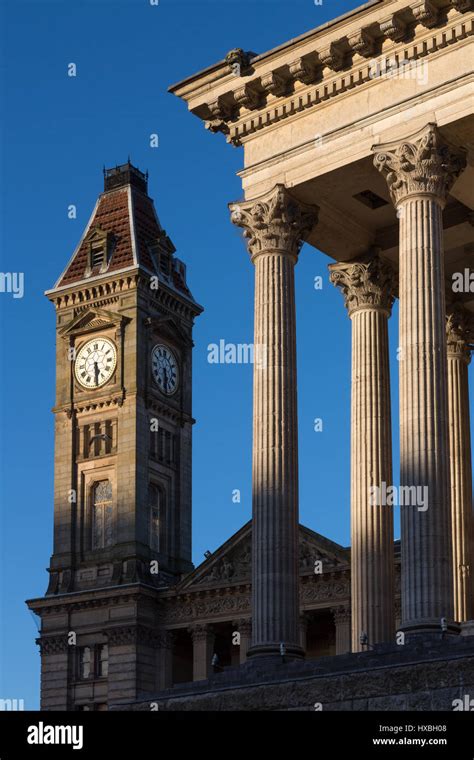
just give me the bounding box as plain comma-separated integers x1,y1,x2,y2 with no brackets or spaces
28,0,474,711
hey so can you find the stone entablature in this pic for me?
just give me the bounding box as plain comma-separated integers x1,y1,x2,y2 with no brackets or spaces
155,524,402,631
170,0,473,146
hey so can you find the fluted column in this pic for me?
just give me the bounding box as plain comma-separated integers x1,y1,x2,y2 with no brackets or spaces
156,631,174,690
230,185,317,659
447,304,474,622
331,604,352,655
189,624,214,681
330,252,396,651
374,123,466,632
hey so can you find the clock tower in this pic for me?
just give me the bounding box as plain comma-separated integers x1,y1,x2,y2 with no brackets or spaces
27,162,202,710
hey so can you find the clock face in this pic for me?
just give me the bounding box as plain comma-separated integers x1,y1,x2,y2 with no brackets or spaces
151,344,179,395
75,337,117,390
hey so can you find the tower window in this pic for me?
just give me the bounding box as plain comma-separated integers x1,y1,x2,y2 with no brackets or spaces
97,644,109,677
79,647,91,679
149,483,161,553
91,245,104,268
84,228,112,277
92,480,113,550
77,645,108,680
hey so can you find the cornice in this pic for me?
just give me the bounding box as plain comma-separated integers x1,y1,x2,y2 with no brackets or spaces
47,270,141,310
26,583,162,616
172,3,473,147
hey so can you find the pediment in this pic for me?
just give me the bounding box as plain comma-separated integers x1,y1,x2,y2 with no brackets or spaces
59,306,127,338
177,522,349,592
86,226,109,243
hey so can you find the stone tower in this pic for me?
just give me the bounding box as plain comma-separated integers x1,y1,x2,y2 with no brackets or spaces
27,162,202,710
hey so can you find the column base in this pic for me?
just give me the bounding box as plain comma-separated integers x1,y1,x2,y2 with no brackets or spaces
399,619,460,640
246,643,305,660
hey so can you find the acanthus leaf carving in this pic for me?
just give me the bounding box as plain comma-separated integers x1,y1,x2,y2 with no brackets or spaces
373,124,466,206
229,184,318,261
446,303,473,362
329,252,396,316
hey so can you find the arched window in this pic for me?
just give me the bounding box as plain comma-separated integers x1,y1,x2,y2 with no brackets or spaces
149,484,161,553
92,480,113,550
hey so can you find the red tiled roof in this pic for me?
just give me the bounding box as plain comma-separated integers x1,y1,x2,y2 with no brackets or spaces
56,183,189,290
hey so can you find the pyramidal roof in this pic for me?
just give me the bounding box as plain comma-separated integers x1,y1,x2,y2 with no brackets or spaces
51,162,194,301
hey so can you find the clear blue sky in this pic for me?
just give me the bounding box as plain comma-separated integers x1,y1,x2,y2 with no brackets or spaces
1,0,467,709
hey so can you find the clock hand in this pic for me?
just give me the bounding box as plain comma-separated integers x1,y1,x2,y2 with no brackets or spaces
94,361,100,386
163,367,168,390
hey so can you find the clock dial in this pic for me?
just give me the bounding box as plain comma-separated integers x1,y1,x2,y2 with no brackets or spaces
151,344,179,395
75,337,117,390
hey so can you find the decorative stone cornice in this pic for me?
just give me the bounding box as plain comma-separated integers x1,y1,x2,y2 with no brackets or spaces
329,252,396,317
373,123,467,206
260,70,287,97
347,28,377,57
36,635,69,655
319,41,347,71
172,4,473,146
446,304,473,362
380,12,408,41
288,56,319,84
451,0,474,11
229,184,318,262
106,624,162,648
234,82,261,110
412,0,441,27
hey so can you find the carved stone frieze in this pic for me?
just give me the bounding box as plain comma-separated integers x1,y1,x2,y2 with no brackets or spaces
37,635,69,656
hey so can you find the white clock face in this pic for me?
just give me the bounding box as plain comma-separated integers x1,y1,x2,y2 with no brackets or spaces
151,344,179,395
75,337,117,390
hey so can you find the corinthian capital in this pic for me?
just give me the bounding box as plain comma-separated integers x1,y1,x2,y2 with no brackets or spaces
229,184,318,261
329,252,396,316
446,304,473,363
373,123,466,207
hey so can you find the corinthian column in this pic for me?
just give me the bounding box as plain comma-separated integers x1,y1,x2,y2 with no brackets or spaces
373,123,466,633
330,252,396,651
230,185,317,659
446,304,474,622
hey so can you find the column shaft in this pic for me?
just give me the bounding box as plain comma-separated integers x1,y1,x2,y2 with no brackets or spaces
398,197,453,627
252,251,300,653
330,253,396,650
230,185,317,659
447,307,473,621
374,123,466,632
351,307,395,649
